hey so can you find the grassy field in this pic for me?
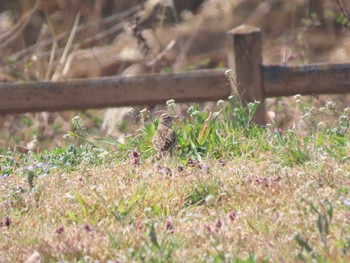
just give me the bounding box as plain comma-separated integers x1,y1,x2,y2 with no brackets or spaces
1,95,350,262
2,1,350,262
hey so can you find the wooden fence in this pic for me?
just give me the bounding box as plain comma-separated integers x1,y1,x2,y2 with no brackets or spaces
1,24,350,125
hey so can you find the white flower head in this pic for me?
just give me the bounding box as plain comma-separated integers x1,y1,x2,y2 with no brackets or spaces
294,94,301,100
224,69,233,76
317,122,325,130
213,111,220,118
166,99,176,107
191,110,200,117
217,100,225,107
127,108,135,116
326,101,336,110
139,108,150,122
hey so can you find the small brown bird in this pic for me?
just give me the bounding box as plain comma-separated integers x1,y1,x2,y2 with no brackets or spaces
152,113,177,156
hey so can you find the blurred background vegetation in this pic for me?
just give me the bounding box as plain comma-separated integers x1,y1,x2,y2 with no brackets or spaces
0,0,349,153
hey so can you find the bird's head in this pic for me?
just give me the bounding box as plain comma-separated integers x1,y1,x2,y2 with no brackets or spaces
159,113,175,127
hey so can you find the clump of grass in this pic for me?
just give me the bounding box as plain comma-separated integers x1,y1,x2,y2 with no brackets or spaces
123,92,264,163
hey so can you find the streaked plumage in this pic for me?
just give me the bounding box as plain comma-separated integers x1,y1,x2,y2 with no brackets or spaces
152,113,177,154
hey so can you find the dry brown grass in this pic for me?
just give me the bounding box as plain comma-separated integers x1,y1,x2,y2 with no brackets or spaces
1,153,349,261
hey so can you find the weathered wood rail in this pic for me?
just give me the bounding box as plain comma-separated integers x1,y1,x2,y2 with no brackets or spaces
1,24,350,124
0,70,228,114
262,63,350,97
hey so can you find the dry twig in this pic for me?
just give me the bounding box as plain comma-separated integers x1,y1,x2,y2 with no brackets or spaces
0,0,39,50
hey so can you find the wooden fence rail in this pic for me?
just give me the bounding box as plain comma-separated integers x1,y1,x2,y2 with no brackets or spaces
1,24,350,125
0,69,228,114
262,63,350,97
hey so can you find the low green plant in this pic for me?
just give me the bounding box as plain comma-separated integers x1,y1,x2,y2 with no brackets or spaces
294,198,334,261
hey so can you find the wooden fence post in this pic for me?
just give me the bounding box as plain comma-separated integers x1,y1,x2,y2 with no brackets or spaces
227,24,265,125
